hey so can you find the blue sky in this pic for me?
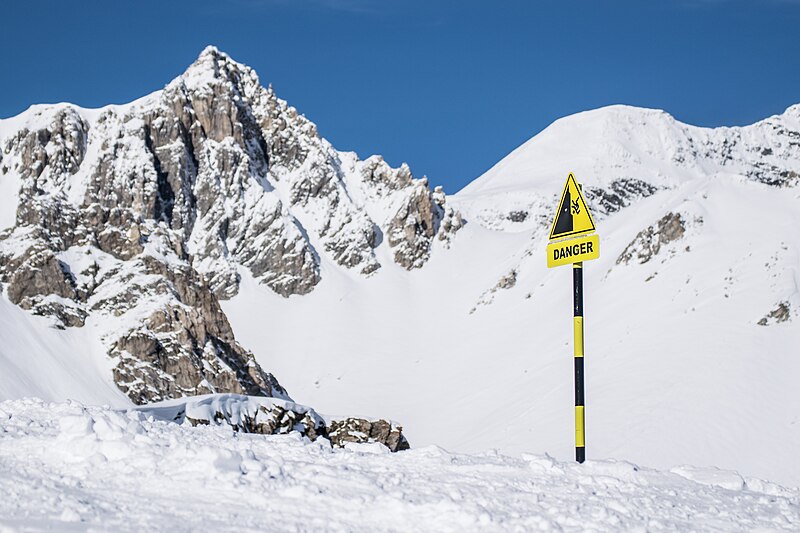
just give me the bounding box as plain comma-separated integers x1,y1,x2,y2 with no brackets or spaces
1,0,798,192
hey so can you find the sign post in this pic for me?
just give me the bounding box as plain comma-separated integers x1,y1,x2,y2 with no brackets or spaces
546,172,599,463
573,261,585,463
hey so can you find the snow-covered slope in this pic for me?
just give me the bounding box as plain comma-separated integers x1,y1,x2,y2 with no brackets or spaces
1,398,797,531
456,104,800,230
0,294,127,406
222,104,800,486
1,48,799,489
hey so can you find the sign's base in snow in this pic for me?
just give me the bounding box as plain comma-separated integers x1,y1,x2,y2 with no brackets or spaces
0,398,797,532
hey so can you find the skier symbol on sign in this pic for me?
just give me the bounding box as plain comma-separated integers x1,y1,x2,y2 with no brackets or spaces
549,173,596,240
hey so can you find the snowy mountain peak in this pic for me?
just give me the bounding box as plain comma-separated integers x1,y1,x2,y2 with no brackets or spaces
455,101,800,233
0,46,461,407
198,43,225,59
779,102,800,128
782,102,800,114
554,104,676,128
175,45,255,93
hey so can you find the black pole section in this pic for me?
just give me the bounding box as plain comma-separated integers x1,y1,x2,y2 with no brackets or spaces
573,261,586,463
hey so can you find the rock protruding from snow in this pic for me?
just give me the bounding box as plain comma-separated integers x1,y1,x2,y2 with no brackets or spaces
140,394,326,440
327,417,410,452
584,178,660,216
138,394,410,451
758,301,793,326
617,212,690,265
0,115,289,405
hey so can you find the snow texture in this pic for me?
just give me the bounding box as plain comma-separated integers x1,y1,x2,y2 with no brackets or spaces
0,398,798,532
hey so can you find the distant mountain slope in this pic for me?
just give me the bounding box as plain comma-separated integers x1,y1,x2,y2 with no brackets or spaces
455,104,800,231
1,48,798,485
222,102,800,485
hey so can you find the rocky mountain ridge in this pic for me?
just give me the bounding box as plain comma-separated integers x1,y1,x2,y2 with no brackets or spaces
453,102,800,233
0,46,460,409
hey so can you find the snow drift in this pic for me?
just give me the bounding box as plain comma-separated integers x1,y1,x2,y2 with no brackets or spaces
0,398,797,531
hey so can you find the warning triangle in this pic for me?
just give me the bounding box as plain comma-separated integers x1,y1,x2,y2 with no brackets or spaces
548,173,596,240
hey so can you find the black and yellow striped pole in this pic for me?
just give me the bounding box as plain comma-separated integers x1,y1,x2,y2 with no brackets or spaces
546,173,598,464
573,261,586,463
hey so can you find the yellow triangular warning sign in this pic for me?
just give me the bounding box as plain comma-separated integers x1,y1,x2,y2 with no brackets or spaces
548,173,596,240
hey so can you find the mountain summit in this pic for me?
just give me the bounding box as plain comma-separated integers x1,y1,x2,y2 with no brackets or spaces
0,47,460,405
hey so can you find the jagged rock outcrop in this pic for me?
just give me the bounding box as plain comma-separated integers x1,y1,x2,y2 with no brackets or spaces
0,46,459,412
0,211,288,404
0,106,288,404
387,180,463,269
758,302,792,326
585,178,659,216
327,417,410,452
617,212,691,265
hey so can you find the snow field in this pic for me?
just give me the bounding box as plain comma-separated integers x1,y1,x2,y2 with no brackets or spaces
0,398,798,532
0,294,128,407
224,172,800,486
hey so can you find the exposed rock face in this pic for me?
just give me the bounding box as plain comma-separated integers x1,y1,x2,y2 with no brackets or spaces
0,108,288,404
758,302,792,326
105,255,288,404
0,213,287,405
585,178,659,216
617,212,689,265
495,269,518,290
507,210,529,223
328,417,410,452
387,181,463,269
0,46,460,409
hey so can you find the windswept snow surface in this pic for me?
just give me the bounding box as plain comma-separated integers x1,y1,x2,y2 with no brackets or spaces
0,398,798,532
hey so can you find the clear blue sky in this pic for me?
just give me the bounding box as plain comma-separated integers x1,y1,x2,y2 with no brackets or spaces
2,0,798,192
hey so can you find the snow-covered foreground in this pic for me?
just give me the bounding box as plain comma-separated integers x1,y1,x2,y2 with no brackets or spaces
1,398,798,532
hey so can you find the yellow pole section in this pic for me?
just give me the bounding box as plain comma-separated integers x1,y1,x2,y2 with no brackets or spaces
575,406,585,447
573,317,584,357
